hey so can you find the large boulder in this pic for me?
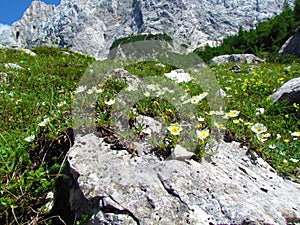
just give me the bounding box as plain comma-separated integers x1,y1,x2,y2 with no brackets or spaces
270,77,300,106
279,27,300,57
64,133,300,225
209,54,264,65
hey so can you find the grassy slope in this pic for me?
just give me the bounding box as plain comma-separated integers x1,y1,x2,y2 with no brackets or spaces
0,47,94,224
0,46,299,224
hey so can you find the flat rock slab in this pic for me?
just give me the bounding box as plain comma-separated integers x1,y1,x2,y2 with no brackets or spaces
67,133,300,225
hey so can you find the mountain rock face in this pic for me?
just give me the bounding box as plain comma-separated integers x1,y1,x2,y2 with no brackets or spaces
0,0,293,59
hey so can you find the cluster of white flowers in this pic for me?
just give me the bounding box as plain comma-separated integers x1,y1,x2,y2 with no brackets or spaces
73,85,87,94
251,123,270,142
164,70,191,83
87,86,103,94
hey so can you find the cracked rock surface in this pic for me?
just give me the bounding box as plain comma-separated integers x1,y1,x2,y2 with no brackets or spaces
67,133,300,225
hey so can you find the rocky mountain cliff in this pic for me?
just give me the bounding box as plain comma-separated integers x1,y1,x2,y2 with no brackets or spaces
0,0,294,59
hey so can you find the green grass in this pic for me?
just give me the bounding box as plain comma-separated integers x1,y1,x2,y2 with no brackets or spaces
0,47,94,224
0,47,299,224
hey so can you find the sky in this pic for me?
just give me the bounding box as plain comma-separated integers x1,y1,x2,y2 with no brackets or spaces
0,0,61,26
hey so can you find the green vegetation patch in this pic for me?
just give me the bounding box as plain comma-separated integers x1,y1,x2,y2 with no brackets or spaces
109,33,173,50
0,46,94,224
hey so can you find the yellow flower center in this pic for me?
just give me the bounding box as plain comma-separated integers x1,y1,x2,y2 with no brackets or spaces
171,126,179,133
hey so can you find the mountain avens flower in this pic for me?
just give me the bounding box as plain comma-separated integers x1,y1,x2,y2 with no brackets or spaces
196,128,210,141
74,85,87,94
167,124,182,135
226,110,240,118
251,123,267,134
256,133,268,142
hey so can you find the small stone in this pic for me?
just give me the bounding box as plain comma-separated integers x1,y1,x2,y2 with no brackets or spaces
167,145,194,160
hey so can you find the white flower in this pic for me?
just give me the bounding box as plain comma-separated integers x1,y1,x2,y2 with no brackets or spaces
144,91,150,97
291,131,300,137
214,107,225,116
38,117,50,127
233,119,240,124
197,117,205,122
74,85,87,94
196,129,210,141
190,92,208,104
156,89,166,96
214,122,226,130
164,70,191,83
256,133,267,142
25,135,35,142
95,87,104,93
226,110,240,118
126,84,138,92
86,86,103,94
251,123,267,134
290,158,299,163
190,96,200,104
269,144,276,149
244,122,253,128
179,94,189,101
276,134,282,140
57,101,66,107
104,99,115,105
162,87,175,93
255,108,265,116
146,84,160,91
87,89,94,94
167,124,182,135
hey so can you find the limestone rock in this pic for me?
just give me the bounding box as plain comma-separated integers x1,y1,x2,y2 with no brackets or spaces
21,49,37,56
66,133,300,225
4,63,24,70
209,54,264,65
279,27,300,57
167,144,195,160
270,77,300,106
135,115,164,139
0,0,293,59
